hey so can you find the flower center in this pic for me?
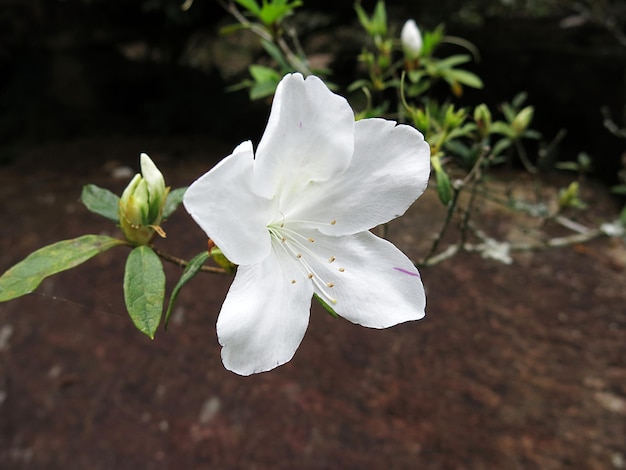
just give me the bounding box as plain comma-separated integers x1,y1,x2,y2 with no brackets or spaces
268,223,342,305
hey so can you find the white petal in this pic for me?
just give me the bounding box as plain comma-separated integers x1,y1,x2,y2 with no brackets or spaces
253,73,355,198
302,229,425,328
183,141,273,266
401,19,423,59
286,118,431,236
217,246,313,375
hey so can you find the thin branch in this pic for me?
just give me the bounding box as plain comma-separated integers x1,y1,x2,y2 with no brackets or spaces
151,246,229,274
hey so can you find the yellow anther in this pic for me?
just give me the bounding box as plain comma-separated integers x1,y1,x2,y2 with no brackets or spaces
328,256,336,263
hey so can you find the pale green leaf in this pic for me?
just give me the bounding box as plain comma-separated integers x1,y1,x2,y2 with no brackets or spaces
0,235,126,302
81,184,120,222
123,246,165,339
444,69,484,89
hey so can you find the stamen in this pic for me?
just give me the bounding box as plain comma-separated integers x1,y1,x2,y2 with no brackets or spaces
269,224,339,305
330,219,337,225
339,267,345,272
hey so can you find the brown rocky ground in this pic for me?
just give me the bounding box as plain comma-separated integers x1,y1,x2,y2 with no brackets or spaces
0,137,624,469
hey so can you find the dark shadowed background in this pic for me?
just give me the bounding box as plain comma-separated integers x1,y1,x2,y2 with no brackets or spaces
0,1,625,469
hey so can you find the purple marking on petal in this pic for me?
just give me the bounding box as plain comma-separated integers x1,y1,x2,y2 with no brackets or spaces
394,267,421,278
298,121,303,128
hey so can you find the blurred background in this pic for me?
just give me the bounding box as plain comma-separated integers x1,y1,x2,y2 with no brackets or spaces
0,1,625,469
0,0,625,181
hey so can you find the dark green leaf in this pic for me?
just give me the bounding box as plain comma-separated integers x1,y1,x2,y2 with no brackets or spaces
81,184,120,222
162,187,187,220
0,235,126,302
435,167,453,205
164,251,210,328
123,246,165,339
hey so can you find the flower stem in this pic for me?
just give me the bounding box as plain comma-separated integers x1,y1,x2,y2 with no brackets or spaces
151,246,228,274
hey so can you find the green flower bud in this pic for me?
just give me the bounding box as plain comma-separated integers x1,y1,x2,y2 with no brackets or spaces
511,106,534,136
119,153,170,245
473,103,492,137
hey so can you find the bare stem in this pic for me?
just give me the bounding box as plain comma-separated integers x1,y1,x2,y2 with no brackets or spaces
151,246,229,275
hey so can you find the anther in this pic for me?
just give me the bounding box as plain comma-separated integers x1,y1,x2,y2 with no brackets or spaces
307,273,314,279
328,256,336,263
339,267,345,272
291,279,297,284
307,238,315,243
330,219,337,225
296,253,302,258
326,282,334,288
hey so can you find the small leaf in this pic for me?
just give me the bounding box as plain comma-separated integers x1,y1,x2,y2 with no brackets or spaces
0,235,126,302
164,251,210,328
124,246,165,339
444,69,484,89
491,138,512,157
435,167,453,205
314,293,339,319
162,187,187,220
434,54,471,71
81,184,121,222
234,0,261,15
490,121,515,138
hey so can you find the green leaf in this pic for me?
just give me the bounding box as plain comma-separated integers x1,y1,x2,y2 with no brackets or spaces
435,167,453,205
443,69,484,89
81,184,121,222
0,235,126,302
234,0,261,15
162,187,187,220
491,138,512,157
164,251,210,328
490,121,515,138
434,54,471,71
123,246,165,339
258,0,302,26
261,39,291,71
314,293,339,319
249,64,280,83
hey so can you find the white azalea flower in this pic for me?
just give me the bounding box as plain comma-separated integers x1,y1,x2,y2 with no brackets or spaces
401,19,423,60
184,73,430,375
